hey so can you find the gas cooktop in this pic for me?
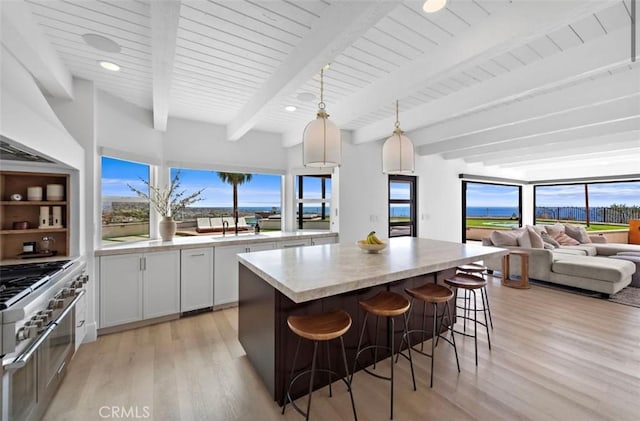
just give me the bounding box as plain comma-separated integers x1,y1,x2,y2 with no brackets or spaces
0,260,71,310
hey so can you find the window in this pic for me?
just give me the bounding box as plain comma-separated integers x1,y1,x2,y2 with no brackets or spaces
295,175,331,230
389,175,417,237
462,181,522,243
169,168,283,232
101,156,151,245
534,180,640,230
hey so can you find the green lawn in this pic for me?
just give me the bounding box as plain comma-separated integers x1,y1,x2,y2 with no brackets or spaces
466,218,627,231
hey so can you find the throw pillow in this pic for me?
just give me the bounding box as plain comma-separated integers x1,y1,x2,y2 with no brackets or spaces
553,232,580,246
540,231,560,248
529,225,547,237
517,230,532,248
564,224,591,244
526,226,544,249
545,223,565,237
490,230,519,247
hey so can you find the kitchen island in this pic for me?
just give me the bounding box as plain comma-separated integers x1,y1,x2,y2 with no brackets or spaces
237,237,507,403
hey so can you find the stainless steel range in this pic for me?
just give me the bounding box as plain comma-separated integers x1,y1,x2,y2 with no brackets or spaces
0,258,88,421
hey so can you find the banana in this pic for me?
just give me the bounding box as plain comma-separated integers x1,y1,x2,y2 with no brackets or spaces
365,231,384,245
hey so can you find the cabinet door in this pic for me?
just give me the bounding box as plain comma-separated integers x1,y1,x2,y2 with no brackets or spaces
143,250,180,319
310,236,336,245
180,247,214,312
100,254,143,328
214,242,275,306
214,245,248,306
277,238,311,249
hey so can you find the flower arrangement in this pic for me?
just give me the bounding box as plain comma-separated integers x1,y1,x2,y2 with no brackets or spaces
128,171,204,218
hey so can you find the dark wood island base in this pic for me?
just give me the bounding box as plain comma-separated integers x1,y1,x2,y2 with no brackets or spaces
238,263,457,404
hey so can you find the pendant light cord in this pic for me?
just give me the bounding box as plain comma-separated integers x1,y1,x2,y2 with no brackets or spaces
319,68,326,110
395,100,400,129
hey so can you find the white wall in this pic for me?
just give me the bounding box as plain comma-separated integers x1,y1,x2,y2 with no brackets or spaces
48,78,98,343
164,116,286,172
96,91,163,163
0,47,84,170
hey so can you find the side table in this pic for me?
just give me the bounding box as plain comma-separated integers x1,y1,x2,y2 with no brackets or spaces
502,250,530,289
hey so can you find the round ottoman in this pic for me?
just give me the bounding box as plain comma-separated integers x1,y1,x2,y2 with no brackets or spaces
610,253,640,287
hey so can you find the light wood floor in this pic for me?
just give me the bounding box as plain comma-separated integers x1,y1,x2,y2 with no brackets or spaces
44,276,640,421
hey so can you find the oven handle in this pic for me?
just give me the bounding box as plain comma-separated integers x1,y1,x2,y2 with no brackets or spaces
4,289,86,371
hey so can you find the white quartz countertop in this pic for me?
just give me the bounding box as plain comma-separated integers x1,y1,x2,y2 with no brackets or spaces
237,237,508,303
95,231,337,256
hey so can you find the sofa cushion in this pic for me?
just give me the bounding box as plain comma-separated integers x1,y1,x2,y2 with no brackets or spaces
552,248,587,256
553,232,580,246
593,243,640,256
526,227,544,248
609,255,640,287
545,223,565,237
540,231,560,248
517,230,532,248
530,225,547,237
552,256,635,283
490,230,519,247
557,245,597,256
564,224,591,244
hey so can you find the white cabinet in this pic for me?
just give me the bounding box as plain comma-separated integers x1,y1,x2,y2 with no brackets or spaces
214,242,275,306
277,238,312,249
99,250,180,328
310,236,336,245
181,247,214,312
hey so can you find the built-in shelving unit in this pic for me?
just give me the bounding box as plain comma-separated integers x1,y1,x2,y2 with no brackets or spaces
0,171,70,260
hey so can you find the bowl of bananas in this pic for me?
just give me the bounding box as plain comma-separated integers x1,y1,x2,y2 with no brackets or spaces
357,231,387,253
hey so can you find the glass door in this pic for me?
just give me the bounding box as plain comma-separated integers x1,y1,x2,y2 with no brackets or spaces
388,175,417,238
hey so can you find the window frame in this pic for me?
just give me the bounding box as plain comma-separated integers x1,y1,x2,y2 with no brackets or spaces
461,180,523,243
388,174,417,238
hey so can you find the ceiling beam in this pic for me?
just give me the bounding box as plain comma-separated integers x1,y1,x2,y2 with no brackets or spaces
476,131,640,166
424,94,638,157
410,67,640,148
226,0,399,142
0,0,73,99
151,0,181,131
348,0,621,144
433,116,640,159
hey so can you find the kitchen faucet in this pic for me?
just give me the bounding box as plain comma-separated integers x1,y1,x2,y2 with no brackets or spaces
222,220,229,236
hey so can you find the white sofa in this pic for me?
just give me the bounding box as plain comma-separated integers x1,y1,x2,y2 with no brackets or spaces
481,225,637,296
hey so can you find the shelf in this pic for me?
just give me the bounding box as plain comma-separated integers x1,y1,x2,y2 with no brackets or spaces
0,228,67,234
1,201,67,205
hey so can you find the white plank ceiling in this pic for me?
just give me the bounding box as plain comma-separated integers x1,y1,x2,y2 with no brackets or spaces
8,0,640,174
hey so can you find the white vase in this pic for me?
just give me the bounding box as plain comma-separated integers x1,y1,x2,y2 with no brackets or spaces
159,216,177,241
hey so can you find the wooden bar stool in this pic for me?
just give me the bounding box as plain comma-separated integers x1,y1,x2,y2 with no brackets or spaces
352,291,416,420
444,274,491,366
282,310,357,421
399,283,460,387
456,263,494,329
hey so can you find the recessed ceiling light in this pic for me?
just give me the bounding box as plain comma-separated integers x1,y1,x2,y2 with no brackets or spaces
296,92,316,102
422,0,448,13
99,61,120,71
82,33,121,53
285,105,297,112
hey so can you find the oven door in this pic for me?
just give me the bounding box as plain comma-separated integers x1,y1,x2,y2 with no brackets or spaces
2,353,38,421
2,290,84,421
37,305,75,413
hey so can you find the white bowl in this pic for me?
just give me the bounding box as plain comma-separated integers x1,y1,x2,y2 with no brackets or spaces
356,240,387,253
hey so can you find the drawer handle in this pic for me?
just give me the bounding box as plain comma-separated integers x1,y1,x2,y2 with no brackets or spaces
283,244,305,248
190,253,205,257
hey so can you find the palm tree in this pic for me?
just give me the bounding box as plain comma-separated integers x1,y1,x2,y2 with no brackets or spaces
217,172,253,231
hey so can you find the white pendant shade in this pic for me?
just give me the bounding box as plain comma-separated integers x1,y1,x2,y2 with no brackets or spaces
382,131,415,174
303,112,341,167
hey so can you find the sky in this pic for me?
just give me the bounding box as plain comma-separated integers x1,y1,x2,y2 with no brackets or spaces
101,157,331,207
466,181,640,208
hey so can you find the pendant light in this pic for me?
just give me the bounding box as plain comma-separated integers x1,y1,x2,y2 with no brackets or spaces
303,67,341,167
382,100,415,174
